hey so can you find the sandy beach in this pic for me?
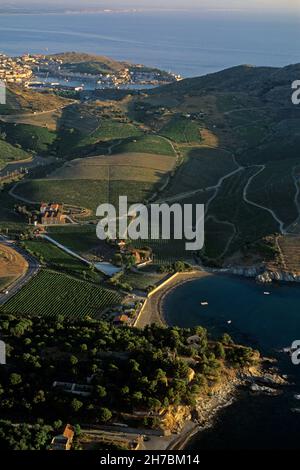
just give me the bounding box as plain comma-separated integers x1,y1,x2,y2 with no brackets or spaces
135,270,211,329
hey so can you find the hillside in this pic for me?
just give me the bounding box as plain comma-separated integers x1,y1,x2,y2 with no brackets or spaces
3,61,300,268
0,139,31,170
48,52,174,79
0,85,72,116
50,52,125,75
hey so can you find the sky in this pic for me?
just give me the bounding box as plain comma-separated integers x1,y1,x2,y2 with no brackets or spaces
4,0,300,12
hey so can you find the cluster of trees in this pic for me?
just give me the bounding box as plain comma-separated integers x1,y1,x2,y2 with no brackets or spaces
158,261,192,274
0,316,258,443
0,420,53,450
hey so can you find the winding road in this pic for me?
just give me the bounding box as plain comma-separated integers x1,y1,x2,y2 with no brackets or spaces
0,235,40,305
242,164,286,234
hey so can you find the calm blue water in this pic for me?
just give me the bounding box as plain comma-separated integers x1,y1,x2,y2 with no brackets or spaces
0,11,299,77
164,275,300,449
164,274,300,352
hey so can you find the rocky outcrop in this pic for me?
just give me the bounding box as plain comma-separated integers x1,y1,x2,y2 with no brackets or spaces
256,270,300,284
227,265,300,284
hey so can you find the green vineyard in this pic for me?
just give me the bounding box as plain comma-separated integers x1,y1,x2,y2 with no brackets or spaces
1,270,122,319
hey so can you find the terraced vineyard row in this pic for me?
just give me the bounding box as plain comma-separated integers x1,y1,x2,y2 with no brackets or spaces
1,270,122,319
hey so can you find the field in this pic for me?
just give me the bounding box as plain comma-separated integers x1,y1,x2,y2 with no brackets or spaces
203,217,236,259
0,109,63,131
0,123,56,154
48,152,175,183
119,270,167,291
57,119,142,156
241,135,300,166
14,178,158,214
160,115,202,144
113,135,176,156
48,225,99,254
0,244,28,289
132,238,193,265
0,269,122,319
163,147,237,197
209,169,279,254
0,85,71,116
14,148,176,214
13,179,108,211
0,139,31,170
246,159,299,229
21,239,102,283
235,123,269,148
56,102,143,156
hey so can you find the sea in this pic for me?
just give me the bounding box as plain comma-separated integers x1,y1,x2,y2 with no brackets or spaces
0,10,299,78
164,275,300,450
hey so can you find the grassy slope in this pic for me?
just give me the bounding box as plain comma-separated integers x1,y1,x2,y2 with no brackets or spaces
0,139,31,169
113,135,176,156
0,86,71,115
21,239,102,283
0,123,56,154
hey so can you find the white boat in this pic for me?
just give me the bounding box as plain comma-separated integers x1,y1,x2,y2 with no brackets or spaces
263,292,271,295
227,320,232,324
201,302,208,306
294,394,300,400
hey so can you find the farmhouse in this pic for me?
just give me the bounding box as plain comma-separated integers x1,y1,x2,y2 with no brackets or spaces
113,314,130,326
40,203,65,225
50,424,74,451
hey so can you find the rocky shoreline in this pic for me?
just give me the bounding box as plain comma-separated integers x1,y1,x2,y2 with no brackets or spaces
135,267,293,450
228,265,300,284
167,361,289,450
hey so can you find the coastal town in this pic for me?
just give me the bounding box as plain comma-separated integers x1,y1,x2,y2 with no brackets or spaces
0,52,181,91
0,53,33,83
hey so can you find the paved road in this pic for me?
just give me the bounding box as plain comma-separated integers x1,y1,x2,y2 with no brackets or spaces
0,235,40,305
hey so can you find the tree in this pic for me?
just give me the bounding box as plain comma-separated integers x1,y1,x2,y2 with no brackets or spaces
113,253,122,266
71,399,83,412
69,355,78,366
215,342,225,359
33,390,46,404
9,373,22,386
99,407,112,423
96,385,107,399
222,333,234,345
132,391,143,404
53,420,63,431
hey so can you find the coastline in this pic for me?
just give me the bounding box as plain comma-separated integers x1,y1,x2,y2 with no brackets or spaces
135,268,290,451
135,270,210,328
135,268,243,450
